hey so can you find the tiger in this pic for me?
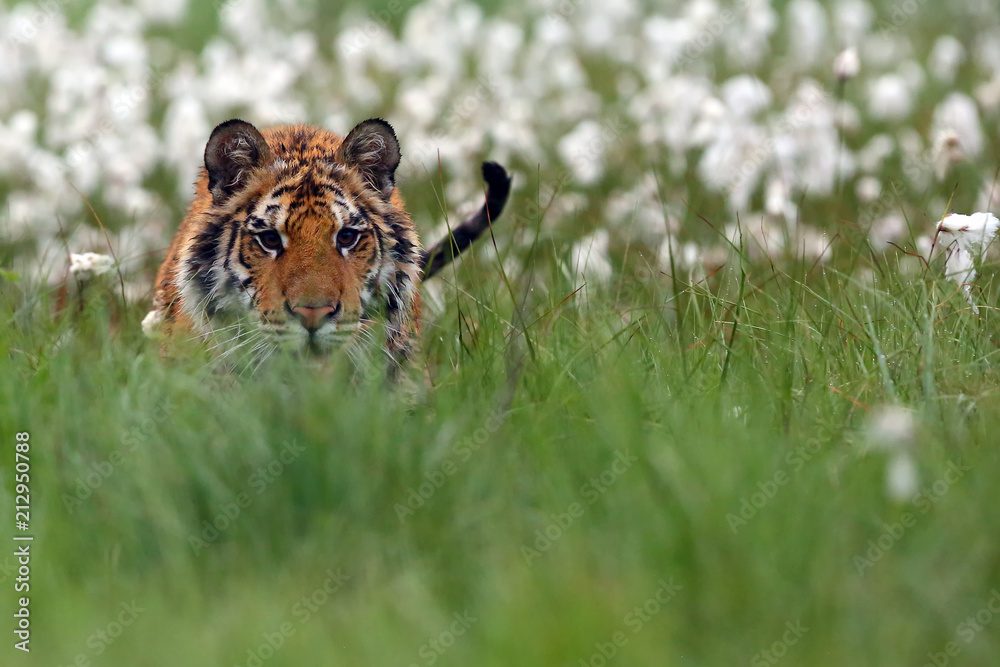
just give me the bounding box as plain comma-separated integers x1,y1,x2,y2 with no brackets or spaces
145,118,511,375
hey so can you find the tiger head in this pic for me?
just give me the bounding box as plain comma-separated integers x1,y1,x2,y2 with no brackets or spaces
178,118,422,357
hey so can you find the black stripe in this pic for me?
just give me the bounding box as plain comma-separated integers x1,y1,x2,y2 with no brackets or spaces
391,237,416,264
270,183,296,198
238,243,255,271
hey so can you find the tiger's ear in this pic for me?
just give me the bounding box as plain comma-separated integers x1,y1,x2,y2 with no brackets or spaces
337,118,401,199
204,119,271,206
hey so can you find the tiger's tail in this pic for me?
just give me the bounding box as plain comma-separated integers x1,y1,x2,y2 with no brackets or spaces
419,161,512,279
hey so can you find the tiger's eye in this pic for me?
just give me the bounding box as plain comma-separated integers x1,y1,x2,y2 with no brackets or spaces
256,230,283,253
336,228,360,248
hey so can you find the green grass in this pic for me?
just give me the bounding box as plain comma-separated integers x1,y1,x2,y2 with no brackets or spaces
4,0,1000,664
3,197,1000,666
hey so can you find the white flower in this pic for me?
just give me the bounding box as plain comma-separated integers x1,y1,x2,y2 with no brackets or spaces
936,212,1000,314
833,47,860,81
975,74,1000,116
857,134,895,174
642,16,693,67
798,228,833,264
788,0,828,68
772,80,845,199
725,0,777,67
835,100,862,133
870,213,906,251
867,404,915,451
725,217,786,260
898,60,927,95
690,97,728,147
698,120,770,211
867,405,920,502
975,177,1000,214
833,0,873,46
557,120,609,186
867,74,913,121
69,252,115,281
931,93,984,161
928,36,965,84
568,230,613,286
931,129,964,182
658,238,702,277
721,75,772,118
764,177,796,223
937,212,999,257
886,453,919,502
856,176,882,203
162,95,210,197
135,0,189,25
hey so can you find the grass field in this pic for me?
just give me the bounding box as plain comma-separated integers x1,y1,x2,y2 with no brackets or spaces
4,0,1000,665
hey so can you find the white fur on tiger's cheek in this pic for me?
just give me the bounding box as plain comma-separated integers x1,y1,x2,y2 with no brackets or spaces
377,263,396,293
175,263,211,334
141,309,163,337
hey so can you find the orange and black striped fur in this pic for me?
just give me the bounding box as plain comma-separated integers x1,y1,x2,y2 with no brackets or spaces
149,118,510,372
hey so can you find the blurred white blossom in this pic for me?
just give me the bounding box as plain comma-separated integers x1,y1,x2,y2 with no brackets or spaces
855,176,882,203
867,74,913,121
928,36,965,84
931,93,983,162
886,452,919,502
69,252,115,281
834,47,860,81
868,404,915,451
568,230,613,290
788,0,828,68
0,0,995,301
866,404,919,503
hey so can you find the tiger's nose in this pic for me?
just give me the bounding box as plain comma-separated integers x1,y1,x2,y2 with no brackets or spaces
288,302,341,332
